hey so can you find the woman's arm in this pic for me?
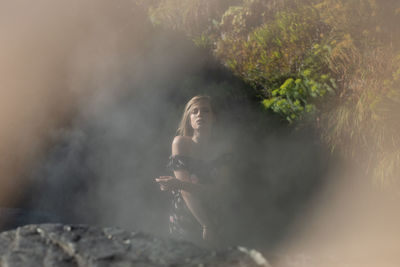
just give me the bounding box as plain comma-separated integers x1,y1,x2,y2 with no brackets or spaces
156,175,208,195
171,136,213,229
174,169,213,228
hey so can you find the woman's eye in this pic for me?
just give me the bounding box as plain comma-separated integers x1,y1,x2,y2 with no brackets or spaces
191,107,210,114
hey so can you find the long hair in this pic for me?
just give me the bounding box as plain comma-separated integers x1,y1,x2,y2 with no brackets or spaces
176,95,213,136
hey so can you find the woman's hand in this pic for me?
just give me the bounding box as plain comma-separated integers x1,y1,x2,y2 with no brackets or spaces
155,176,182,191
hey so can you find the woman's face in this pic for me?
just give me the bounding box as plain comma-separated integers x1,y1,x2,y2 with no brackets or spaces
189,100,214,132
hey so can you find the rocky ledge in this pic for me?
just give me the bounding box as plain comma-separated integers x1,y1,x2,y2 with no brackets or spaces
0,224,270,266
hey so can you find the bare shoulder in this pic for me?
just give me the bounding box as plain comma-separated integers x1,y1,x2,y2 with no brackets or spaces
172,136,193,155
172,135,192,147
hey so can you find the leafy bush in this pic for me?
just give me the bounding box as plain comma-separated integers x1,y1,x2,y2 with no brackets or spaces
141,0,400,187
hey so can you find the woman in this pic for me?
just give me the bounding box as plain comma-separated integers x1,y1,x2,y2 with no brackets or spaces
155,95,231,246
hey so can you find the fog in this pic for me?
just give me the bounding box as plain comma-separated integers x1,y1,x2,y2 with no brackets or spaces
1,1,399,266
275,164,400,267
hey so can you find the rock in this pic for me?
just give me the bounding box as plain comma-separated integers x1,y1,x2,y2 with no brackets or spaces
0,224,270,266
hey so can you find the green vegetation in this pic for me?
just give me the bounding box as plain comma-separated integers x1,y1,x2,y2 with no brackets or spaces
138,0,400,189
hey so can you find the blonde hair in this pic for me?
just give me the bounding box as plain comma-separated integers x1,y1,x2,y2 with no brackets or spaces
176,95,213,136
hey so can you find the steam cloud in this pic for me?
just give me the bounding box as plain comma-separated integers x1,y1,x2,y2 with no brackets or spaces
2,1,399,266
3,0,327,244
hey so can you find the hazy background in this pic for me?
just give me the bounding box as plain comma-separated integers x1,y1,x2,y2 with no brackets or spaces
1,1,399,266
1,0,327,241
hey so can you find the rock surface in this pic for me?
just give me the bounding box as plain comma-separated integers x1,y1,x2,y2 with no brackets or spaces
0,224,270,266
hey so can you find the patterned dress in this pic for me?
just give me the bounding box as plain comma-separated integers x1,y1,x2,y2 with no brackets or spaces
167,154,232,243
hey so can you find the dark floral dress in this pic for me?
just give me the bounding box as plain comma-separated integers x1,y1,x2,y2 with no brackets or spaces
167,154,232,243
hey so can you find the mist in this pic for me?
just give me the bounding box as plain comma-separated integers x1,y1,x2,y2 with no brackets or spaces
1,1,399,266
1,0,326,243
